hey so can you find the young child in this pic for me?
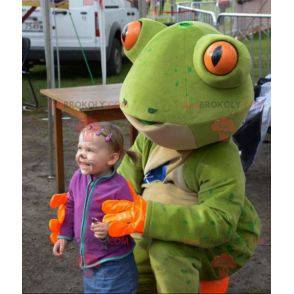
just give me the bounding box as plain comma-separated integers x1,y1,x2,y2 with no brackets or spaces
53,122,138,294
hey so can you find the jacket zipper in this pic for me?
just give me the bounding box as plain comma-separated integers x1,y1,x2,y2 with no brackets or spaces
80,177,98,266
79,171,115,268
80,177,95,267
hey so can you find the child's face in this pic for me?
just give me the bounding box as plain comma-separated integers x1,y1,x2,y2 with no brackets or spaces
75,131,119,176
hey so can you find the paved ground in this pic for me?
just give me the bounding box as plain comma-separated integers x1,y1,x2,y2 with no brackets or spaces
22,109,270,293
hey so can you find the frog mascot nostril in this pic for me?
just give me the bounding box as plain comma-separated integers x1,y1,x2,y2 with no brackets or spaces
102,19,261,293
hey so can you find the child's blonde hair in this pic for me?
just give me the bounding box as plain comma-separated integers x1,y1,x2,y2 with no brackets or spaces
81,122,137,163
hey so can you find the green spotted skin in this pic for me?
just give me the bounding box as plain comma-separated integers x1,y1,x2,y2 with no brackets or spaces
118,133,261,292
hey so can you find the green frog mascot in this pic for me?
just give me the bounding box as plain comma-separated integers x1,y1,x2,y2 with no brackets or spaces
102,19,261,293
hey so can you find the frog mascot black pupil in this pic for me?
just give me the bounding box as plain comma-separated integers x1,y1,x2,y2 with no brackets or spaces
102,19,261,293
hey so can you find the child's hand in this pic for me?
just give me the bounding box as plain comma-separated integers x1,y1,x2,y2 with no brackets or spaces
91,221,109,239
53,239,67,256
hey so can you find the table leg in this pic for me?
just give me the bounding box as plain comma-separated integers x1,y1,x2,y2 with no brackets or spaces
129,125,138,145
53,102,65,192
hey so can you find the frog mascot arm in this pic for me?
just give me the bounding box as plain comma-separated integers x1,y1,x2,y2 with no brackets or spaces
103,19,261,293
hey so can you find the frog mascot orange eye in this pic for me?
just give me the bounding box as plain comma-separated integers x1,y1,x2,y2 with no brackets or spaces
121,21,142,50
204,41,238,75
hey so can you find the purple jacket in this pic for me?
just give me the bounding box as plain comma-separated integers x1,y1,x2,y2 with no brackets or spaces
58,169,135,269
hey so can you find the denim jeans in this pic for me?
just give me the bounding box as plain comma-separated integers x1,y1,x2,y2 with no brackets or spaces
83,253,138,294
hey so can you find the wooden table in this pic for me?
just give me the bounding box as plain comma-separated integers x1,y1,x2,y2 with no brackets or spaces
40,83,137,193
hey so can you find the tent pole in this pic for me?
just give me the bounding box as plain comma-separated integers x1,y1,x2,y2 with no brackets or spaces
97,0,107,85
41,0,55,178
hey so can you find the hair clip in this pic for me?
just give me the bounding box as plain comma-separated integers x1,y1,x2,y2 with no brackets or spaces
95,128,112,142
105,133,112,142
95,128,105,136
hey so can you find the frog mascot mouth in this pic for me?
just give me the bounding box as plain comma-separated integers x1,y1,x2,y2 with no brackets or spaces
101,19,261,293
124,113,199,150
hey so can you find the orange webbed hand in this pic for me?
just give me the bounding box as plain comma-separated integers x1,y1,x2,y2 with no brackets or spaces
102,199,134,214
49,193,68,245
50,193,67,209
101,181,147,237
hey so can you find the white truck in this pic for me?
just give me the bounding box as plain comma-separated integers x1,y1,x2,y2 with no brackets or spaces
22,0,139,75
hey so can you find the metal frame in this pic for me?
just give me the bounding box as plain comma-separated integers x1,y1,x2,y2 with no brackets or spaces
176,4,217,24
175,2,271,82
216,12,271,81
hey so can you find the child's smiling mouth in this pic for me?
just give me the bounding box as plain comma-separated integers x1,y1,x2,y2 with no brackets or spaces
78,161,92,168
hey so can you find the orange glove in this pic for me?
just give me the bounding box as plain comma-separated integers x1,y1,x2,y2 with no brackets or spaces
48,193,67,244
102,181,147,237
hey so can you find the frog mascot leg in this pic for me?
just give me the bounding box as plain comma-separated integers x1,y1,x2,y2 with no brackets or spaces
102,19,261,293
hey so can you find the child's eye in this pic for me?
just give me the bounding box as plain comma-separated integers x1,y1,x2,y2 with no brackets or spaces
86,148,93,152
78,146,82,150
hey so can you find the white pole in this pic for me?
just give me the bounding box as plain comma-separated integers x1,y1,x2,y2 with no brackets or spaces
40,0,55,178
53,9,61,88
96,0,107,85
41,0,55,88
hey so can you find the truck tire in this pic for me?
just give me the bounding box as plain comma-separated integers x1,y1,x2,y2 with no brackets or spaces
107,38,122,76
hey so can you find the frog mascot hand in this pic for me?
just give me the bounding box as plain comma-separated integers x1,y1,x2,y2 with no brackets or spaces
102,19,261,293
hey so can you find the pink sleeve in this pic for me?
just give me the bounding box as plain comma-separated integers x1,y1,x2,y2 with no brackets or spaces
58,175,76,241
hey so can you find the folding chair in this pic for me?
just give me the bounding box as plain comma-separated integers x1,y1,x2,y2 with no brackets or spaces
22,37,38,109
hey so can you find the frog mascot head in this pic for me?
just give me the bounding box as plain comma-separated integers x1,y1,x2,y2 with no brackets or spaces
120,19,253,150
